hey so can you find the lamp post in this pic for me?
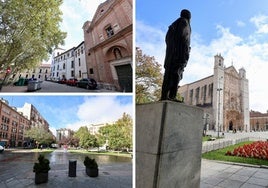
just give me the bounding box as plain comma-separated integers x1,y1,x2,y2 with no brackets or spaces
217,88,222,138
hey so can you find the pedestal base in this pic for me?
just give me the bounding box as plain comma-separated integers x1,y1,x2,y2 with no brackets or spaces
136,101,204,188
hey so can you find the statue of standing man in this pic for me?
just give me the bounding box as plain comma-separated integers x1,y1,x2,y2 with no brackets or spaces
160,9,191,101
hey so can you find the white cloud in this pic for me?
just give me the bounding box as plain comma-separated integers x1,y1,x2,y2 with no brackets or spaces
66,96,133,131
136,16,268,113
136,20,166,66
237,20,246,27
59,0,106,49
250,14,268,34
80,0,106,19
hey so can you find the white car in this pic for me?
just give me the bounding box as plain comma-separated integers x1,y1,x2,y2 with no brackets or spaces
0,145,4,153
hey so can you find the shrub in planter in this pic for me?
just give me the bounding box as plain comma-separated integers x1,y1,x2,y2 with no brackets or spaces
84,156,98,177
33,154,50,184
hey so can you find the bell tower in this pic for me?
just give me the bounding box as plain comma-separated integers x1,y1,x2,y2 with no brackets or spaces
239,67,250,132
213,54,225,134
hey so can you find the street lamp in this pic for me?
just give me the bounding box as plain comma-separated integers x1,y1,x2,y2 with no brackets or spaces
217,88,222,138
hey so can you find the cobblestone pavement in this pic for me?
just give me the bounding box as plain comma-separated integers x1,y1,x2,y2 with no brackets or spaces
0,149,132,188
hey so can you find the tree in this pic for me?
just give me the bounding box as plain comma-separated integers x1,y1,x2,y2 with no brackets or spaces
99,113,133,151
73,126,98,149
24,126,54,147
136,47,163,104
0,0,66,80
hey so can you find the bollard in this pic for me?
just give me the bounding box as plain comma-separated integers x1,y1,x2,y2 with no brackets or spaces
69,160,77,177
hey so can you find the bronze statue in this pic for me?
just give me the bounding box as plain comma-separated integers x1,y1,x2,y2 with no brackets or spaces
160,9,191,101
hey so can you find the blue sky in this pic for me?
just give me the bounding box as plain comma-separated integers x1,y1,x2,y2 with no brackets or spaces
136,0,268,113
1,95,133,136
59,0,106,49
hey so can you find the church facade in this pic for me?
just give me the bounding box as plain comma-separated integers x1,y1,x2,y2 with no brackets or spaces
83,0,133,92
178,54,250,132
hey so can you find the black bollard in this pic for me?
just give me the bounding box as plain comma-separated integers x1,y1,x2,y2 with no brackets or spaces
69,160,77,177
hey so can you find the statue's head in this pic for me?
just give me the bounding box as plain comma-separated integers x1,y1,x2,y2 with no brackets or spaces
180,9,191,20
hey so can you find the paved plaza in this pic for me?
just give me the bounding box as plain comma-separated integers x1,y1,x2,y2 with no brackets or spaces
0,81,116,93
0,149,132,188
201,131,268,188
201,159,268,188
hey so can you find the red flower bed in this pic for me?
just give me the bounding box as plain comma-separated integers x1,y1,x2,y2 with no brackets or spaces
225,141,268,160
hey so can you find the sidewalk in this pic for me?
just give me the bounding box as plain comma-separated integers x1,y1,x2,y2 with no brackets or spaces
0,85,28,92
201,159,268,188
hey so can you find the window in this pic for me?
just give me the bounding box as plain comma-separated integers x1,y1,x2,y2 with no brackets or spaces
195,87,200,104
106,25,114,38
89,68,94,74
79,70,81,78
79,58,81,66
39,69,42,73
189,89,193,105
71,70,74,77
71,61,74,68
63,63,66,69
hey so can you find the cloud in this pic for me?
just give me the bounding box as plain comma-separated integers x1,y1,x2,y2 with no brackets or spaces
79,0,106,19
136,20,166,66
250,14,268,34
66,96,133,131
136,15,268,113
236,20,246,27
59,0,106,49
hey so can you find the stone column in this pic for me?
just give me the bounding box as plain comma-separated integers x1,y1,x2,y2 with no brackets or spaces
136,101,203,188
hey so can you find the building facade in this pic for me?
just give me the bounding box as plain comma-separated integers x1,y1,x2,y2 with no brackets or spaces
87,123,108,135
250,111,268,131
56,128,74,142
14,63,51,81
83,0,133,92
17,103,50,131
0,98,30,147
179,54,250,132
50,42,88,81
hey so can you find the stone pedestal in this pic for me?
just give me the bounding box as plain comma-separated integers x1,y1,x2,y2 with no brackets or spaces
136,101,204,188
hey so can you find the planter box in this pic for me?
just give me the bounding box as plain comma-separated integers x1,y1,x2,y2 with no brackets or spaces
86,167,98,177
35,172,48,184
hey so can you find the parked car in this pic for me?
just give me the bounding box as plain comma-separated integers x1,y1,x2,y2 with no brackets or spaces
58,78,67,84
77,78,97,89
66,78,78,86
0,145,4,153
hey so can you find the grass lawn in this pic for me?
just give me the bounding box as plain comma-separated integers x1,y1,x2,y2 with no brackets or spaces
68,149,132,158
202,141,268,166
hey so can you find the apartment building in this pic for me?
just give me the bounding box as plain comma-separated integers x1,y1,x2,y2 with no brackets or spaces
0,98,30,147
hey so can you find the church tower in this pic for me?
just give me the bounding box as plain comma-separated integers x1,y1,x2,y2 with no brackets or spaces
213,54,225,133
239,68,250,132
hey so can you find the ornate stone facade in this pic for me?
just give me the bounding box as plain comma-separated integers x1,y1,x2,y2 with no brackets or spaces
179,54,250,132
83,0,133,92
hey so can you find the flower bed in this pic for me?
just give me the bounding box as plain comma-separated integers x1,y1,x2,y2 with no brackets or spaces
226,141,268,160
